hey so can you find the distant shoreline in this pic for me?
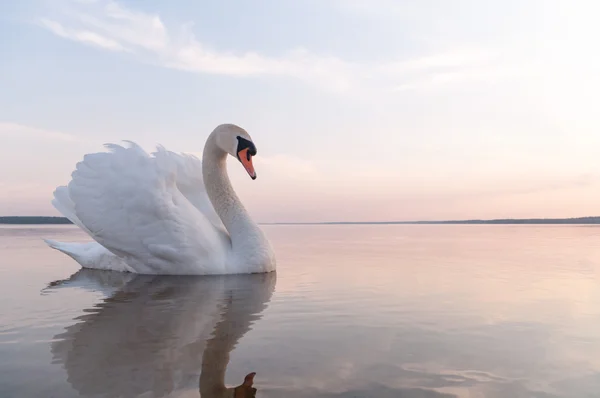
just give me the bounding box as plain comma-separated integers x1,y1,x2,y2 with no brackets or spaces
3,216,600,225
0,216,73,225
263,217,600,225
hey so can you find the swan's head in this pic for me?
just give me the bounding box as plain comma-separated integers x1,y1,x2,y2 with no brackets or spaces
214,124,258,180
225,372,257,397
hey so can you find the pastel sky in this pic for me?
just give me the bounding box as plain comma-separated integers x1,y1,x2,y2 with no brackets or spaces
2,0,600,222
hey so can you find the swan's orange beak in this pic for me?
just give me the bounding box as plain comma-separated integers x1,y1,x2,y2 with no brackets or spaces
238,148,256,180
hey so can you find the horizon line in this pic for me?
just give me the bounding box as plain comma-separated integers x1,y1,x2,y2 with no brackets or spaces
261,215,600,225
3,215,600,225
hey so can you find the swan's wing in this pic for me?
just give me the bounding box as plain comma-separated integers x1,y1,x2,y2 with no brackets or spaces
152,146,226,233
51,185,94,237
65,141,231,274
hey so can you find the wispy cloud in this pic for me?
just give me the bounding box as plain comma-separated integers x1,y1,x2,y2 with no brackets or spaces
37,1,521,94
0,122,80,142
38,1,357,93
39,18,127,52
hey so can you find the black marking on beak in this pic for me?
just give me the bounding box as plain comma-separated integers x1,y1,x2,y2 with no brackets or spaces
236,136,257,161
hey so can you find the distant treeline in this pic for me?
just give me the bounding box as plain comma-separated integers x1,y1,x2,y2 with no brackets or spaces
4,216,600,225
268,216,600,225
0,216,72,224
417,216,600,225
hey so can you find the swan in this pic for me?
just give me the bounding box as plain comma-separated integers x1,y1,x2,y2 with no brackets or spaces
45,124,276,275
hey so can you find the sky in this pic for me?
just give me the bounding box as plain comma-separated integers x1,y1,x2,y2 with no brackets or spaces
1,0,600,222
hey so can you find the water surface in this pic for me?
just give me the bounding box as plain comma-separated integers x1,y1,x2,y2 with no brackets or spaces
2,224,600,397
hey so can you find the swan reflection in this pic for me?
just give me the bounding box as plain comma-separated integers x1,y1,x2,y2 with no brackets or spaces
48,269,276,397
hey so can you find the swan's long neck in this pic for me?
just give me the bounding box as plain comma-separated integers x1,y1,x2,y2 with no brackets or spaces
202,134,260,250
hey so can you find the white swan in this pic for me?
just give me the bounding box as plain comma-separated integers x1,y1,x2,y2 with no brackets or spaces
45,124,276,275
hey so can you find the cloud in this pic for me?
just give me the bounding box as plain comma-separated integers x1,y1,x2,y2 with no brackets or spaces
39,18,127,51
38,1,357,93
0,122,81,142
370,49,529,91
37,1,522,95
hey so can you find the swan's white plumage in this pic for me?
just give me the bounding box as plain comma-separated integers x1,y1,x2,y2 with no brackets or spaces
51,186,94,237
47,124,276,275
64,142,231,275
151,145,227,234
44,239,131,272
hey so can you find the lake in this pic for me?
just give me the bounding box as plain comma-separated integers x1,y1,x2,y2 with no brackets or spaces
1,224,600,397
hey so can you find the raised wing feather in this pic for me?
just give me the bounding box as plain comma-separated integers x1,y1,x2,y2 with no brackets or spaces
66,142,231,275
152,146,226,234
52,185,94,237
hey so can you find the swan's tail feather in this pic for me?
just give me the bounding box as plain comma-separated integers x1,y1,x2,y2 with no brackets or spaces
44,239,133,272
44,239,82,261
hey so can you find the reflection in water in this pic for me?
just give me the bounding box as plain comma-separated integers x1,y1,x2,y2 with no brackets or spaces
6,225,600,397
44,271,460,398
47,269,276,397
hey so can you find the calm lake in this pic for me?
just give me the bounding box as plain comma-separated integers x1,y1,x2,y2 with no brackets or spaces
1,224,600,397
